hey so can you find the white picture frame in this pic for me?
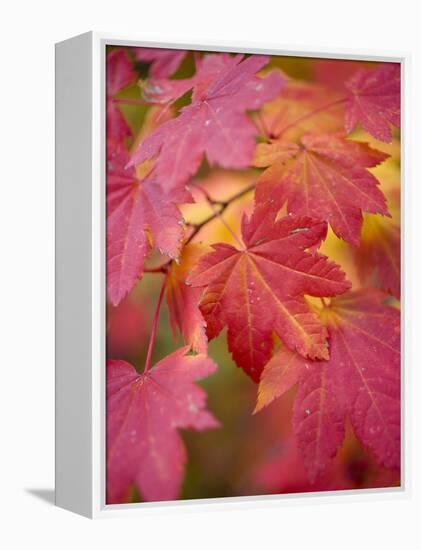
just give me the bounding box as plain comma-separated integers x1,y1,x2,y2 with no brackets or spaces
55,31,410,519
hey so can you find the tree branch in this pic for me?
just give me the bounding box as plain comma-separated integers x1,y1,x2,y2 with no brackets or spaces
190,183,245,249
145,182,256,273
185,182,255,244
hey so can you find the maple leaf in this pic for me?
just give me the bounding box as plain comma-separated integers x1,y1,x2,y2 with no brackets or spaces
344,63,401,143
134,47,187,78
255,347,345,481
128,54,285,194
107,150,184,306
254,347,306,413
324,290,401,472
106,347,219,503
292,360,346,482
166,244,208,353
256,289,400,480
256,80,345,142
188,211,350,381
312,59,375,93
254,133,389,245
107,48,136,96
356,140,400,298
106,48,137,155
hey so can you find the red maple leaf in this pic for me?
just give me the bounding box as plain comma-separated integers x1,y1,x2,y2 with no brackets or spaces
254,346,346,482
188,210,350,381
166,244,208,353
344,63,400,143
253,133,389,245
134,47,187,78
256,289,400,481
128,54,285,194
312,59,375,93
254,347,307,413
292,359,346,482
107,150,184,306
106,48,137,156
106,347,219,503
256,80,345,142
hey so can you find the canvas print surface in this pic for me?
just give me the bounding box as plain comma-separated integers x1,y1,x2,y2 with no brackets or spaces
105,45,401,505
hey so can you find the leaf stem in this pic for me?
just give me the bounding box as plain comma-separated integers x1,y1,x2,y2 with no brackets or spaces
185,182,255,243
143,183,256,273
255,111,272,140
143,272,168,373
190,182,219,205
272,97,347,139
191,183,246,249
114,97,153,106
144,265,168,274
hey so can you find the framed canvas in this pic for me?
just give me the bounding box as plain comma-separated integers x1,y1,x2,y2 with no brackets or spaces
55,32,409,518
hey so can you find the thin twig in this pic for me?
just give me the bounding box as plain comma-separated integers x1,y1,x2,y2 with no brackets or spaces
255,111,272,140
114,97,153,107
192,183,245,249
187,182,256,247
143,272,168,373
144,182,256,273
273,97,347,139
144,265,167,274
190,182,218,205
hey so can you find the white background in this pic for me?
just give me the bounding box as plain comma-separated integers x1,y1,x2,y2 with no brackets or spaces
1,0,420,548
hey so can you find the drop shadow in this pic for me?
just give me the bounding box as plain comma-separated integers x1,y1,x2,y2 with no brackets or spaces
25,488,55,505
